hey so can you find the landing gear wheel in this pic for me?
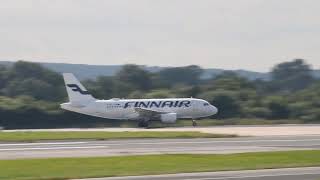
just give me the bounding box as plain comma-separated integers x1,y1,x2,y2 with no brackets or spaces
192,120,197,127
138,121,149,128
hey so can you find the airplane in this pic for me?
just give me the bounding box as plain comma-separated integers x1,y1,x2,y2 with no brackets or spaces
60,73,218,128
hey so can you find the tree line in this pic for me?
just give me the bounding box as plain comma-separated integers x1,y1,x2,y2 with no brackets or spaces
0,59,319,129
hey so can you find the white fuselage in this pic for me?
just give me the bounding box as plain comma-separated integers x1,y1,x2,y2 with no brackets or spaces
61,98,218,121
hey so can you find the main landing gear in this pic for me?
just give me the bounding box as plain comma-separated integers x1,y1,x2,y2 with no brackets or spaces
138,120,149,128
192,119,197,127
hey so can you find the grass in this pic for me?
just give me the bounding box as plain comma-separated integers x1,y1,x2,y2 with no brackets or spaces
0,131,236,142
1,150,320,180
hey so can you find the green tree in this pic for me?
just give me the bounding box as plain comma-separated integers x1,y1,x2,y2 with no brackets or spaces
128,90,145,99
171,84,201,98
4,79,60,101
145,89,176,98
85,76,115,99
0,65,9,90
270,59,314,92
264,96,290,119
207,71,254,91
1,61,65,101
157,65,203,86
199,91,241,119
116,64,152,91
11,61,63,86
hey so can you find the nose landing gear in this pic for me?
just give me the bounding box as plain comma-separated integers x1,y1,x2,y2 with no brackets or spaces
192,119,197,127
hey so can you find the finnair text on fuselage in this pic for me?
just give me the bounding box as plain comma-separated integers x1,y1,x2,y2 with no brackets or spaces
123,100,191,109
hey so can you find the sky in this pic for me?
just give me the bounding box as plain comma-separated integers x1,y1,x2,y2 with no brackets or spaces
0,0,319,72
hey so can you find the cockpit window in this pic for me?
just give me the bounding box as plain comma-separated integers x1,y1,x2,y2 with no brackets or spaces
203,103,209,106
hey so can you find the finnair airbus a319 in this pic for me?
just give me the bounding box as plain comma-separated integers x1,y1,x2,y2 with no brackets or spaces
61,73,218,127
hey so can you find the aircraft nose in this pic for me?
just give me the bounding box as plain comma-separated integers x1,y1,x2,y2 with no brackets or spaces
210,105,218,115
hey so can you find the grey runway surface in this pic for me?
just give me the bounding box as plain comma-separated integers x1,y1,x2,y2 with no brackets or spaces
75,167,320,180
1,135,320,159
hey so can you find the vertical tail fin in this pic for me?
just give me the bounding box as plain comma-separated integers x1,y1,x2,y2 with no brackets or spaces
62,73,96,105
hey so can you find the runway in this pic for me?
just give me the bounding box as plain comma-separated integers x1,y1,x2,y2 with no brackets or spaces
1,135,320,159
75,167,320,180
6,124,320,136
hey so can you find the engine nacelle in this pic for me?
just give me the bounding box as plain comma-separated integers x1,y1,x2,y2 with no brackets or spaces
160,113,177,124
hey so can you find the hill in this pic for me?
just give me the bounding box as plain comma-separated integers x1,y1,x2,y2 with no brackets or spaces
0,61,318,81
0,61,269,80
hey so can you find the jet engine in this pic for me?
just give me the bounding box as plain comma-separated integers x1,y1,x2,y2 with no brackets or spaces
160,113,177,123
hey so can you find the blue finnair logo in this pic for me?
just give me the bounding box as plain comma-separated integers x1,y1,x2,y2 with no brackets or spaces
67,84,90,95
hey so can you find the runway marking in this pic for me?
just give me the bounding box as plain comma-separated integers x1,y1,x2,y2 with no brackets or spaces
0,145,108,151
183,172,320,180
92,139,320,146
0,142,87,146
1,138,320,148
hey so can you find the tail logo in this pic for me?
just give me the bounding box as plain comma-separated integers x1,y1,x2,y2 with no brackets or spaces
67,84,90,95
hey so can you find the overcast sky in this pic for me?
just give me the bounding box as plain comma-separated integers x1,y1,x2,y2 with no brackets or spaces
1,0,319,72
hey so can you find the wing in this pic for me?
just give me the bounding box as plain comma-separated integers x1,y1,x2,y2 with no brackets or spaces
134,107,167,119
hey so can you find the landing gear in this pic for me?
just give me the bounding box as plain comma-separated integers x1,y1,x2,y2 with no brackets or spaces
138,120,149,128
192,120,197,127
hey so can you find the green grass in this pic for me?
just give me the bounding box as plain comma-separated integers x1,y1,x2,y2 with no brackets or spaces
1,150,320,180
0,131,236,142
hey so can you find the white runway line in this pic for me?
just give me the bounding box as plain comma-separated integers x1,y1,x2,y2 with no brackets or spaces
75,167,320,180
0,142,87,146
0,145,108,151
184,172,320,180
1,138,320,147
92,138,320,146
